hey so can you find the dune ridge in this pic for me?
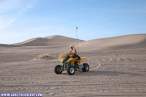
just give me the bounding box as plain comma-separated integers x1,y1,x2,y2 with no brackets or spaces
14,35,83,46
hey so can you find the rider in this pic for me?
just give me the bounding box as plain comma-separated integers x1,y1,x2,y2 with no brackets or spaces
69,46,77,57
63,46,80,64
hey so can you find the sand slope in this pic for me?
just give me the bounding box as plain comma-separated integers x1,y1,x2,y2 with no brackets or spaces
0,44,15,47
78,34,146,52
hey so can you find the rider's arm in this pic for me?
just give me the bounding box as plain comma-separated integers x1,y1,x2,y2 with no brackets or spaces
73,47,77,54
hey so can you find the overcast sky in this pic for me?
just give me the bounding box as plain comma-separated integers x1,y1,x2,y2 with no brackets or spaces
0,0,146,44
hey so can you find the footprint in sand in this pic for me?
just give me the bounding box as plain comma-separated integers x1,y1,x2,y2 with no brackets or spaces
50,86,57,90
49,92,56,96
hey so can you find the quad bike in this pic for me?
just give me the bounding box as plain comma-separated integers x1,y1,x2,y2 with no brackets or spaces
54,54,89,75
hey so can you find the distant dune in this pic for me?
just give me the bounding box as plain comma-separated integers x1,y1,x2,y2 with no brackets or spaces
0,44,15,47
14,35,83,46
0,34,146,51
78,34,146,52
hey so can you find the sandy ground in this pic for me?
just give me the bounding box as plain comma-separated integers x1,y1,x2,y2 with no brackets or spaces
0,45,146,97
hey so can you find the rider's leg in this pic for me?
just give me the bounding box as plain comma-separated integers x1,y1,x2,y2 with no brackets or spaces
63,54,69,64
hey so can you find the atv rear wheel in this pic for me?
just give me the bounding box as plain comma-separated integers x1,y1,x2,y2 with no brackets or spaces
55,65,63,74
67,66,75,75
82,63,89,72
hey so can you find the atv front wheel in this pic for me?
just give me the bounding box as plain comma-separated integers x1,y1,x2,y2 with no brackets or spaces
82,63,89,72
55,65,63,74
67,66,75,75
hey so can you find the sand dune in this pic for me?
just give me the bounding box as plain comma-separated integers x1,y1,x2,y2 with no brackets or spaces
78,34,146,52
1,34,145,50
14,35,83,46
0,34,146,97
